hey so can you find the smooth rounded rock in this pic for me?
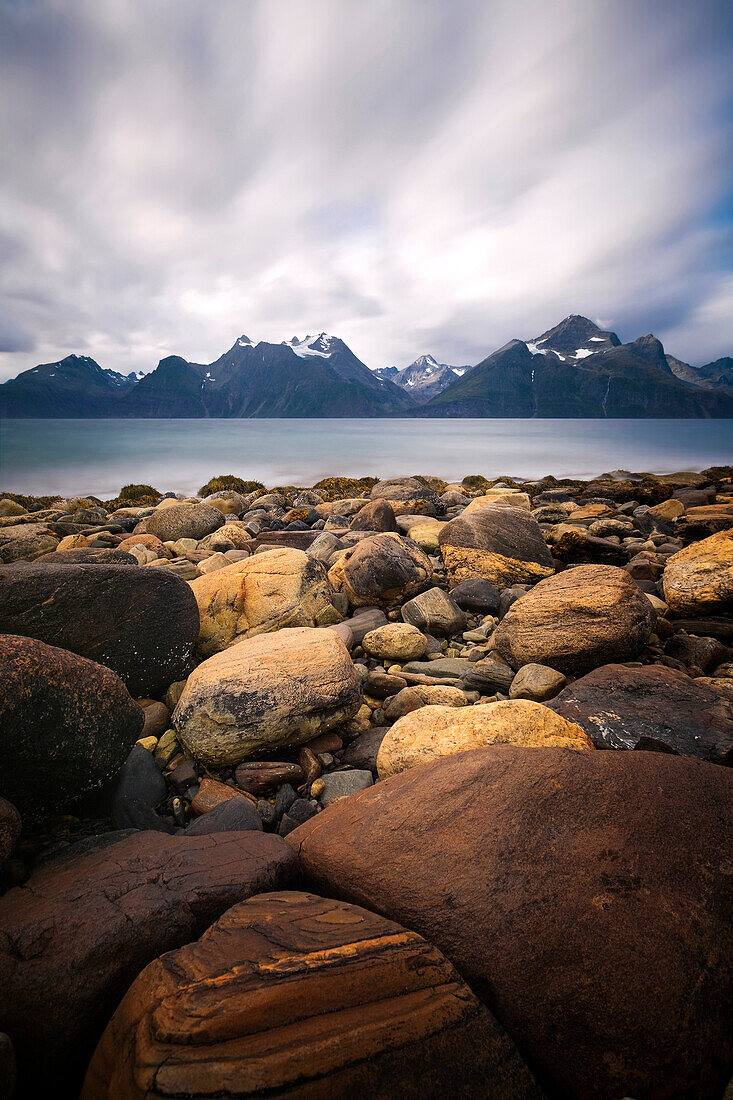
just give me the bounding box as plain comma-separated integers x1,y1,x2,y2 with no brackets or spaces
377,700,592,777
83,891,543,1100
0,562,199,696
173,627,362,766
0,634,144,821
401,586,466,636
508,664,567,701
493,565,656,675
146,502,225,543
0,523,59,562
662,530,733,615
362,622,427,661
190,547,341,656
439,505,554,590
328,532,432,608
291,748,733,1100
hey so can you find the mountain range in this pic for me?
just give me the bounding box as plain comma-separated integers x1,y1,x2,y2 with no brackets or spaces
1,316,731,418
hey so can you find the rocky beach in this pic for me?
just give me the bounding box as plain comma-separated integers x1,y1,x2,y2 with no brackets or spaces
0,467,731,1099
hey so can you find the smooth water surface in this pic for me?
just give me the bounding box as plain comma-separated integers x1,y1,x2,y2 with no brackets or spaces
1,418,731,497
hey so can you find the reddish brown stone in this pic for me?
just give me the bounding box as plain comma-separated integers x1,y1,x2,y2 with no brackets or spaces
190,776,252,815
0,830,297,1098
349,498,398,531
83,891,544,1100
233,761,305,795
290,747,733,1100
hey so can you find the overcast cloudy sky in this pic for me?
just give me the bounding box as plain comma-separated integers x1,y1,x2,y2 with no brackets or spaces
0,0,731,381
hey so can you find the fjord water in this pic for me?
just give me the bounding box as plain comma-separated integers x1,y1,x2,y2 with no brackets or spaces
1,418,731,498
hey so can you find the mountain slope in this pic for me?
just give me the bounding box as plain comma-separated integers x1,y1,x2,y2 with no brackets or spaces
374,353,468,403
114,356,210,417
424,319,733,418
0,355,139,417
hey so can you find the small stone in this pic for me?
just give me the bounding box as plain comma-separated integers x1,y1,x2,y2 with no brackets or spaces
509,664,567,702
318,770,374,806
233,762,305,795
191,777,250,816
362,622,428,661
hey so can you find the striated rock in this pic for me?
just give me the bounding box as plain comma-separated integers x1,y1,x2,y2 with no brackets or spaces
377,700,591,777
83,891,543,1100
0,523,59,563
401,586,466,636
508,663,567,701
145,502,224,543
362,622,427,661
549,663,733,764
292,747,733,1100
463,490,531,513
349,498,398,531
234,761,305,795
493,565,656,675
190,547,341,657
0,562,199,696
439,505,554,590
174,627,362,766
328,532,432,608
0,830,297,1098
0,634,144,820
662,529,733,615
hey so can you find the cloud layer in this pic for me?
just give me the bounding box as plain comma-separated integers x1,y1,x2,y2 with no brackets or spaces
0,0,731,381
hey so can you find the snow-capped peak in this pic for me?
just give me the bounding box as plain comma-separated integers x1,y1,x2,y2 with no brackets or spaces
286,333,337,358
237,335,254,347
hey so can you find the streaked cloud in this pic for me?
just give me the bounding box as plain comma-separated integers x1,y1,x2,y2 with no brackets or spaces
0,0,730,381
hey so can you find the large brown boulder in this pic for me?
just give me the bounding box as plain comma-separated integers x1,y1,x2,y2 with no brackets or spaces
493,565,656,674
173,627,362,766
83,891,543,1100
0,830,297,1099
370,476,441,509
662,529,733,615
190,547,340,657
549,663,733,764
145,501,224,543
438,505,554,590
291,747,733,1100
377,700,592,777
0,562,199,696
328,532,432,608
0,635,144,820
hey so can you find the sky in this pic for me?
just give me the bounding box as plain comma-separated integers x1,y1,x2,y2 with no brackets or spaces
0,0,731,382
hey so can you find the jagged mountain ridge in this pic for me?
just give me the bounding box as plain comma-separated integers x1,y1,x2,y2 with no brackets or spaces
375,354,469,402
423,317,733,418
0,318,731,417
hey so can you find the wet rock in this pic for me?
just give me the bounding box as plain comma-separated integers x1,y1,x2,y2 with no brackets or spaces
0,634,144,821
662,529,733,615
173,627,362,766
328,532,432,609
377,700,592,776
0,830,297,1098
291,747,733,1100
83,891,542,1100
549,663,733,763
339,727,389,771
145,502,224,543
233,761,305,795
190,547,341,657
493,565,656,675
401,586,466,636
439,505,554,590
0,562,199,697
